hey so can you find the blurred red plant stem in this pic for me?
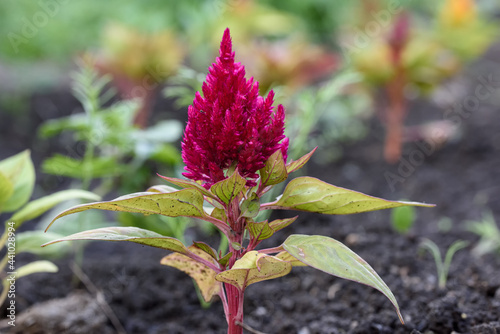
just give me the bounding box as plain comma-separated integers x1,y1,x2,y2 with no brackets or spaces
384,63,406,163
384,13,410,163
133,87,157,128
94,62,160,128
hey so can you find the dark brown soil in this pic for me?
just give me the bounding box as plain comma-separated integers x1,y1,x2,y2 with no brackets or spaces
1,47,500,334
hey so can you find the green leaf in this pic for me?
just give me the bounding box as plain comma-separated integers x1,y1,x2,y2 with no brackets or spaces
45,188,206,231
15,260,58,279
211,207,227,221
215,251,292,290
247,221,274,241
149,143,182,166
193,241,219,261
0,171,14,209
259,150,288,186
283,234,404,323
42,155,122,179
38,113,88,138
10,189,101,228
268,216,298,232
0,150,35,212
218,252,233,267
210,169,246,204
16,231,70,257
42,226,189,254
268,177,434,214
286,147,317,174
275,251,308,267
133,120,183,143
15,260,59,279
240,193,260,218
161,246,220,302
158,175,215,200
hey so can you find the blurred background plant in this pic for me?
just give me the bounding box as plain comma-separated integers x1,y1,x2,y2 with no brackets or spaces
419,238,469,289
94,22,184,128
0,150,99,305
38,60,185,239
466,210,500,257
390,202,416,234
347,0,498,162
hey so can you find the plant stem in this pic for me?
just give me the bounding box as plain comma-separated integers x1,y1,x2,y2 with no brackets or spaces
226,283,244,334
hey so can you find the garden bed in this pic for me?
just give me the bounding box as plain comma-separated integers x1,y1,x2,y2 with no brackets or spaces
1,53,500,334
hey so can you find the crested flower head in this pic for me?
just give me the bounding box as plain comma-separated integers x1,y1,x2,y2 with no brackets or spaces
182,28,288,188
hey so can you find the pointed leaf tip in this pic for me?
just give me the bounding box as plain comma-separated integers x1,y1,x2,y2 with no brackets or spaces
269,176,434,215
283,234,404,324
286,147,317,174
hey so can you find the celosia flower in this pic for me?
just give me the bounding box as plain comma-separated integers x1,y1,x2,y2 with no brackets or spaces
182,28,288,188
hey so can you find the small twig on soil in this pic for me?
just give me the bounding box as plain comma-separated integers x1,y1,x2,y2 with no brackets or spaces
235,320,267,334
71,262,127,334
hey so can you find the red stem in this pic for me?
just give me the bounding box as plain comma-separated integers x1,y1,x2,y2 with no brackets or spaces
226,283,244,334
222,197,247,334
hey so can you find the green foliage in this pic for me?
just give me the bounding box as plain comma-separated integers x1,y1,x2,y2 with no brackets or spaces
0,151,100,306
419,238,469,289
0,150,35,213
391,204,416,234
466,210,500,257
39,61,182,194
0,0,194,62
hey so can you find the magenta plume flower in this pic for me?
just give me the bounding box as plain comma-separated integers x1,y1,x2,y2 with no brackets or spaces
182,28,289,188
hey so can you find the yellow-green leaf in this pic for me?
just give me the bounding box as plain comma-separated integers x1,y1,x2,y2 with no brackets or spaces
0,171,14,209
210,169,246,204
0,150,35,212
276,251,308,267
161,246,220,302
215,252,292,290
268,177,434,214
211,207,227,222
247,221,274,241
45,188,206,231
259,150,288,186
218,252,232,267
16,231,70,257
286,147,317,174
240,193,260,218
42,226,189,254
158,175,215,199
283,234,404,323
10,189,100,229
193,241,218,261
15,260,58,279
268,216,298,232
